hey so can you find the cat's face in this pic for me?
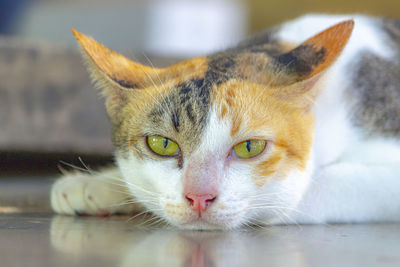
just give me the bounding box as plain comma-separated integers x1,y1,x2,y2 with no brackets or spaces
72,20,353,229
116,78,315,229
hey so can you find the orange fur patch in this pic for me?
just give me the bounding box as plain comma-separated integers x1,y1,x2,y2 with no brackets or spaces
212,79,315,187
210,21,353,188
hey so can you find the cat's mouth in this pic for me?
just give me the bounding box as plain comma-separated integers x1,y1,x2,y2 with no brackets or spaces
161,200,249,230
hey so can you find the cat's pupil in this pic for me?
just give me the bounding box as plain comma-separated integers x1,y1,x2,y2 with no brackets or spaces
163,138,169,149
246,141,251,152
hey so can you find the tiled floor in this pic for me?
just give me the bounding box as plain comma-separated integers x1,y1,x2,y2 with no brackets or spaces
1,179,400,267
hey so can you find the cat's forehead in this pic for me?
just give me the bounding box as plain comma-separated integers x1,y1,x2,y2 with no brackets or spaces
144,53,275,152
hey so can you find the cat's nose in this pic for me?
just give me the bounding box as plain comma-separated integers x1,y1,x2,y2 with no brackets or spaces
185,193,216,213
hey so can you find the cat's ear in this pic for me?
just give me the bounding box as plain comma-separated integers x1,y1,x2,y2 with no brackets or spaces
71,28,164,122
271,20,354,106
275,19,354,84
71,28,162,91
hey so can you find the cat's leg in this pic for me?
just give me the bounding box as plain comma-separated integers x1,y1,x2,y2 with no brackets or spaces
51,167,142,216
295,162,400,223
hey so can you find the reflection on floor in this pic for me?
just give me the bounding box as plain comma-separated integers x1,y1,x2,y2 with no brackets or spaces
0,213,400,267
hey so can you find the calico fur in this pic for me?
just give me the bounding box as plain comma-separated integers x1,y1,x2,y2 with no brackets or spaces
52,14,400,229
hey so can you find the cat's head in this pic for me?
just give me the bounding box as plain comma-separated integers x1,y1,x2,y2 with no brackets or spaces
72,20,353,229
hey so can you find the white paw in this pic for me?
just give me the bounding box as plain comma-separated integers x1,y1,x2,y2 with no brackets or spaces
51,169,140,216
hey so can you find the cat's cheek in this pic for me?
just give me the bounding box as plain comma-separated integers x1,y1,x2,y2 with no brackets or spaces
116,153,203,227
253,156,315,224
116,153,185,209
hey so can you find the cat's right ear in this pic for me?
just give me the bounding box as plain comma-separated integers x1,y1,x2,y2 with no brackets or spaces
71,28,162,91
71,28,162,121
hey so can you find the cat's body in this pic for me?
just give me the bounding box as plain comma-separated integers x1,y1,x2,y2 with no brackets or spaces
277,15,400,224
52,14,400,229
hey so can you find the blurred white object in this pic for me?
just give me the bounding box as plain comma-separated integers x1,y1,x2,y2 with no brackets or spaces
145,0,247,57
17,0,247,58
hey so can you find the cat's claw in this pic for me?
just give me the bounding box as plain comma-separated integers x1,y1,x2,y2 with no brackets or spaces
51,170,140,216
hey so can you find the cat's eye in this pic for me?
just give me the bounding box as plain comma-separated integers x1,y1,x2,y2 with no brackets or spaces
147,136,179,156
233,140,266,159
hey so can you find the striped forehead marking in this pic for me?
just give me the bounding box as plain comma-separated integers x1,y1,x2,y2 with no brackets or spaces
145,37,292,150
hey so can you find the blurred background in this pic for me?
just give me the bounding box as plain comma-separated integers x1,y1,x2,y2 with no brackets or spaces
1,0,399,177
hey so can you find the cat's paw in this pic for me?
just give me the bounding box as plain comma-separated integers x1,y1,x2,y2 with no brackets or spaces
51,170,140,216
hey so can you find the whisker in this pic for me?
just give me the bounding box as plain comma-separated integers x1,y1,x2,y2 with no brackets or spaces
137,213,162,227
127,209,153,222
146,217,167,228
60,159,160,198
107,198,153,208
137,61,174,118
59,161,127,187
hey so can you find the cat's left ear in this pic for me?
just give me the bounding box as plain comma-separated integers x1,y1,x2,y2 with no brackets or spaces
270,19,354,106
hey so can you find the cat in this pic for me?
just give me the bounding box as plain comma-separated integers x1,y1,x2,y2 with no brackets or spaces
51,14,400,230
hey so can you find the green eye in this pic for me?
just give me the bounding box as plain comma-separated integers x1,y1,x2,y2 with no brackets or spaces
233,140,266,159
147,136,179,156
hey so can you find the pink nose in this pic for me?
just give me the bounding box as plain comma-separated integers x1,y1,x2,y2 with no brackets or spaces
185,193,216,213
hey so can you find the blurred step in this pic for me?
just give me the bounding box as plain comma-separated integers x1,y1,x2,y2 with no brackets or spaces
0,177,53,213
0,36,176,155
